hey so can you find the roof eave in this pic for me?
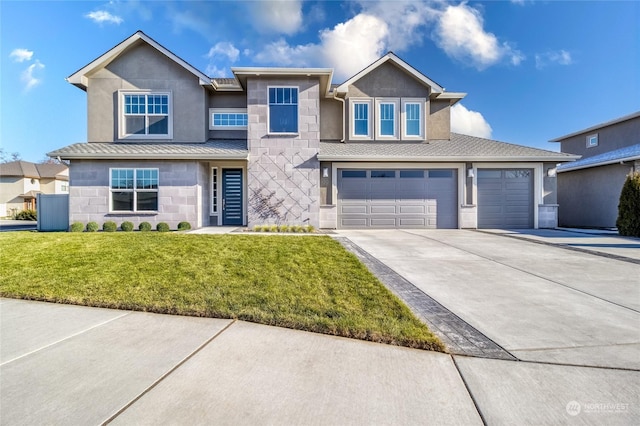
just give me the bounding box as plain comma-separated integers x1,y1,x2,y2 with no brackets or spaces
317,155,579,162
48,152,249,161
557,155,640,172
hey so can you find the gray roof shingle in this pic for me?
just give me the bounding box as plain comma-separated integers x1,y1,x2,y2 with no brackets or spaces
0,161,68,179
558,143,640,172
48,140,249,160
318,133,578,162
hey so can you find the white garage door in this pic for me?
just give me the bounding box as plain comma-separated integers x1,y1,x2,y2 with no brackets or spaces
477,169,534,228
337,169,458,229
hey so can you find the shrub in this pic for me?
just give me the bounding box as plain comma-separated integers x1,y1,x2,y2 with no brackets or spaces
261,226,269,232
14,209,37,221
278,224,290,233
269,224,278,232
177,221,191,231
86,222,99,232
103,221,117,232
253,225,263,232
139,222,152,232
121,221,134,232
70,222,84,232
617,172,640,237
306,225,315,233
157,222,170,232
290,225,300,233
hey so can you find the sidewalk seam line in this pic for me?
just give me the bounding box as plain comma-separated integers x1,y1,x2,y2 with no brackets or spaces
451,355,487,426
101,319,237,425
0,311,131,366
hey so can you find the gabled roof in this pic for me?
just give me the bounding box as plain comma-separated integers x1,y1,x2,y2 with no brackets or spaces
550,111,640,142
48,140,249,161
67,31,211,90
557,143,640,172
231,67,334,97
0,161,68,180
334,52,465,104
318,133,579,162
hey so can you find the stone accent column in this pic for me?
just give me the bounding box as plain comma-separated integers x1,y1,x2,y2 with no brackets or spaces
246,78,320,227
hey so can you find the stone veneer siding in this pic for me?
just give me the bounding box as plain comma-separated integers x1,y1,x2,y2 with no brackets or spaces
69,159,207,230
246,77,320,227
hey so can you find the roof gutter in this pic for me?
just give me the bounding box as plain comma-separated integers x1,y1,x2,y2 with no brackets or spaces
48,153,249,161
317,155,580,162
557,155,640,173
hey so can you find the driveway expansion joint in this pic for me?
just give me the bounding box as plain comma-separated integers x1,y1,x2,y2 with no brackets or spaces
335,237,516,361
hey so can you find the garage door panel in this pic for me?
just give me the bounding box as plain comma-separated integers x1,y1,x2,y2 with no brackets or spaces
370,205,397,214
399,205,426,214
338,168,457,229
478,169,533,228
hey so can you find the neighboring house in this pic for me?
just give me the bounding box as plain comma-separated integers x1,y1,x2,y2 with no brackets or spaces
49,31,576,230
0,161,69,217
550,112,640,228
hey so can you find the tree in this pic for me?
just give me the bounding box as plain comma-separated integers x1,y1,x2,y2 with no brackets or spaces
616,172,640,237
0,148,21,163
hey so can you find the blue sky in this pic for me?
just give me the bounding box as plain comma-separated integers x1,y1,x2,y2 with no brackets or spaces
1,0,639,162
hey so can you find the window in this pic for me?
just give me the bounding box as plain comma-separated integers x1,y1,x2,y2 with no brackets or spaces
211,167,218,214
428,170,454,178
120,92,171,139
505,170,531,178
400,170,424,178
110,168,158,212
210,109,248,130
586,134,598,148
268,87,298,133
375,98,399,139
402,99,425,139
341,170,366,178
371,170,396,178
350,99,373,139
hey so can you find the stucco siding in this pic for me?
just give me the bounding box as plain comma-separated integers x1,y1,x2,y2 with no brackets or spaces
428,100,450,140
69,159,205,229
87,43,206,143
347,61,430,98
558,164,632,228
558,116,640,159
320,98,342,141
246,77,320,227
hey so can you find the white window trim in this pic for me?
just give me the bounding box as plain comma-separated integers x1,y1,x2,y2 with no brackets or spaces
586,133,598,148
401,98,426,140
209,108,248,130
375,98,400,140
210,167,219,215
350,98,373,140
109,168,159,213
118,90,173,140
267,86,299,135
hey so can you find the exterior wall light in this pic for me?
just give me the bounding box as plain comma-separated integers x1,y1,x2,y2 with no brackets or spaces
467,168,475,178
322,167,329,178
547,167,557,177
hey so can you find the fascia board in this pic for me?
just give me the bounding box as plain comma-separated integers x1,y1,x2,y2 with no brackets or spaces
557,155,640,172
48,152,249,161
317,155,579,162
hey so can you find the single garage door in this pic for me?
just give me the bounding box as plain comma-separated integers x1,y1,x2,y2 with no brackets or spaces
477,169,533,228
338,169,458,229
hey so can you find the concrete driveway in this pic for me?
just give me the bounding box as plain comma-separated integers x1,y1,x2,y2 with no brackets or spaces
336,229,640,370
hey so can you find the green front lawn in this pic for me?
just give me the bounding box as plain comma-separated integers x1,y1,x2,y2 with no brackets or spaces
0,233,443,351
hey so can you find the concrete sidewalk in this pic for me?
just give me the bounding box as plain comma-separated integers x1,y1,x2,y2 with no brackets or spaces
1,298,638,424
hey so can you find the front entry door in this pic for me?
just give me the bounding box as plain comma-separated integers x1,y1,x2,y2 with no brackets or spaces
222,169,243,225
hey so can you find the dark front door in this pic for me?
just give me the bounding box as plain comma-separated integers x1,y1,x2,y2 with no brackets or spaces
222,169,243,225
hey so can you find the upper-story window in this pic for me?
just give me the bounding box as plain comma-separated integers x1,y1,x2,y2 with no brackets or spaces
120,91,172,139
402,98,425,140
209,108,248,130
351,99,373,140
375,98,400,140
268,87,298,133
586,133,598,148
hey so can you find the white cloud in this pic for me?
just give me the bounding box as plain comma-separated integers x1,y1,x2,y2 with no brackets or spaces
254,13,388,80
433,3,524,70
85,10,123,25
207,42,240,63
206,65,229,78
10,48,33,63
535,50,573,69
451,103,493,139
21,60,45,91
249,0,303,35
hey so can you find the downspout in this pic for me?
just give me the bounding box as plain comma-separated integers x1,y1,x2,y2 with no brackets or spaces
333,90,346,143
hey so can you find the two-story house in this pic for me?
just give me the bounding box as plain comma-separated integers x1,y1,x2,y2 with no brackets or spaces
551,112,640,228
49,31,576,230
0,160,69,217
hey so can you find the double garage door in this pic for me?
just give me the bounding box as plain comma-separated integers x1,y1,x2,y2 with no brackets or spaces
337,167,534,229
338,169,458,229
